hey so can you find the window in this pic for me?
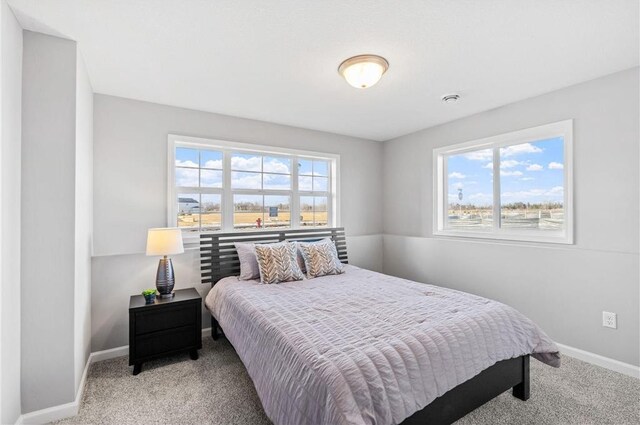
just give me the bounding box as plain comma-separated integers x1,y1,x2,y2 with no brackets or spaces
168,135,339,236
433,120,573,244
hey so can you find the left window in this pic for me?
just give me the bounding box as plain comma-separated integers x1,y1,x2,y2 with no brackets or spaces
168,135,339,237
174,146,223,232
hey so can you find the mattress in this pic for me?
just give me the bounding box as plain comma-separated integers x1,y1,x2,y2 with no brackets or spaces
205,265,559,425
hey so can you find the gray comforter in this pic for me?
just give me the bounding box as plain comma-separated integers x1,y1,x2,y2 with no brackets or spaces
205,265,560,425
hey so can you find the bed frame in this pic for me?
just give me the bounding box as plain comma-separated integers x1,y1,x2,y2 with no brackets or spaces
200,227,529,425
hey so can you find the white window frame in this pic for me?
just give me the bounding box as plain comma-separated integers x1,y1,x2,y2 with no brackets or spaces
168,134,340,242
433,119,573,244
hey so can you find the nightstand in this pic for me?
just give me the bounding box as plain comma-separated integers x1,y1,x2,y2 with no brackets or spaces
129,287,202,375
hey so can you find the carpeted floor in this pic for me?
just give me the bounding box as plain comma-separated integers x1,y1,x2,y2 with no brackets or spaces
54,338,639,425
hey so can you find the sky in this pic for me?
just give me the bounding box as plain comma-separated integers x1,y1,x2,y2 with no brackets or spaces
175,148,329,190
447,137,564,207
174,148,329,210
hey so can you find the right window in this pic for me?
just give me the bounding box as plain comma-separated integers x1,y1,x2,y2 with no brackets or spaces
434,120,573,244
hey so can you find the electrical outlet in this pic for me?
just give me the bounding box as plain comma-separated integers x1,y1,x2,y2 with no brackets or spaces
602,311,617,329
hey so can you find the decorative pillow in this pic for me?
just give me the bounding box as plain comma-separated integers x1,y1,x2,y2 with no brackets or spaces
254,242,305,284
295,246,306,274
293,238,329,273
299,239,345,278
235,242,260,280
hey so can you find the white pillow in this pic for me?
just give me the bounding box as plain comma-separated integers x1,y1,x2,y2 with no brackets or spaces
294,238,331,273
294,242,309,273
235,242,260,280
298,238,345,279
254,241,305,284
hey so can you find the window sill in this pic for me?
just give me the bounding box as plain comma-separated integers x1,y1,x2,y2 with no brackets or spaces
433,229,573,245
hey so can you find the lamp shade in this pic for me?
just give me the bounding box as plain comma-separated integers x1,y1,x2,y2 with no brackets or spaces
146,228,184,256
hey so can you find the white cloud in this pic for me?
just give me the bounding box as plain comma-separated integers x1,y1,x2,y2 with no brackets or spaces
228,156,291,173
500,160,520,169
203,159,222,169
501,143,543,157
520,177,535,181
176,158,222,169
448,172,466,179
546,186,563,196
483,160,521,169
231,172,262,189
200,170,222,187
501,186,563,199
176,159,198,168
263,158,290,174
469,192,493,201
231,156,261,171
500,170,523,177
175,168,199,187
501,189,544,199
462,149,493,161
263,174,291,189
299,176,312,191
458,144,542,164
548,162,564,170
526,163,543,171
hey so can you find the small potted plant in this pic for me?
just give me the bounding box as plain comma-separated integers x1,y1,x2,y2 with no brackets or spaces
142,289,157,304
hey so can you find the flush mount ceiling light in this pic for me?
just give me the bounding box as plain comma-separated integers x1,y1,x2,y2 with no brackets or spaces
338,54,389,89
442,94,461,103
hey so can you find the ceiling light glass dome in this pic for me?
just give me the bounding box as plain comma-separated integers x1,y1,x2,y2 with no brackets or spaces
338,55,389,89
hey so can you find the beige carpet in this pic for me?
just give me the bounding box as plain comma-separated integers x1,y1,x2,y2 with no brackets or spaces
54,338,639,425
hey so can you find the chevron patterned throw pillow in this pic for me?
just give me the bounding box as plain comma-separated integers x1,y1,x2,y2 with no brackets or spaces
254,241,305,284
299,239,345,278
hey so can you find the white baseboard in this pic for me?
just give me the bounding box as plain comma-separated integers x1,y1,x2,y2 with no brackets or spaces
16,348,92,425
556,343,640,379
15,401,78,425
89,345,129,363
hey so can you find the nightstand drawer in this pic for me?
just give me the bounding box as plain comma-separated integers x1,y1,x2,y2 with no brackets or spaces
134,303,196,334
134,325,197,359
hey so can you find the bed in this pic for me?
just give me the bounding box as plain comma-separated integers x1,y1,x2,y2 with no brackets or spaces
201,227,560,425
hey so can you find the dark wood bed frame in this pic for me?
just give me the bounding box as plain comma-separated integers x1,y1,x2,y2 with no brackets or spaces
200,227,530,425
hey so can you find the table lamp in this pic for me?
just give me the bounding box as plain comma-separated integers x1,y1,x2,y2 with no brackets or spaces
146,228,184,299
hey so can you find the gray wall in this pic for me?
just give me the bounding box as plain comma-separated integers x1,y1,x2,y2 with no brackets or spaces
73,51,93,394
0,1,22,422
21,30,77,413
382,68,639,366
91,95,384,351
21,31,94,414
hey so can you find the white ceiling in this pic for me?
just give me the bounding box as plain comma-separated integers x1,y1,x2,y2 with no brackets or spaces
8,0,639,141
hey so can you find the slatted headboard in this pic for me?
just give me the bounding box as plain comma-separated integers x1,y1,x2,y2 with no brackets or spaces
200,227,348,285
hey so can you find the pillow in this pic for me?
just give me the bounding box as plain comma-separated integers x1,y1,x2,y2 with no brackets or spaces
295,245,307,274
254,242,305,284
293,238,327,273
235,242,260,280
298,238,345,278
